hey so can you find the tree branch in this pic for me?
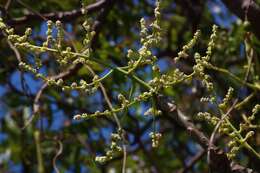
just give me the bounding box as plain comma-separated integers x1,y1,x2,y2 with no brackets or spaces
7,0,109,25
222,0,260,39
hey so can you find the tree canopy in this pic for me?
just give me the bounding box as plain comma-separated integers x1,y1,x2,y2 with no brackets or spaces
0,0,260,173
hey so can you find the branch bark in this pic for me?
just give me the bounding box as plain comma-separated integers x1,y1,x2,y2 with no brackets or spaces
222,0,260,39
6,0,109,25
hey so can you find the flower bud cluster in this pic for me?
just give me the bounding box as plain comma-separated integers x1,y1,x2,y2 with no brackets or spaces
175,30,201,61
226,143,240,159
197,102,259,159
197,112,219,125
149,132,162,148
42,20,54,48
82,18,95,56
239,104,260,131
73,87,157,120
19,62,37,74
62,76,99,93
95,132,122,163
117,94,130,109
219,87,234,110
200,96,216,103
0,18,7,30
19,60,100,93
251,104,260,118
225,129,255,159
148,69,187,89
218,121,246,159
150,0,162,45
217,105,259,159
144,107,162,116
56,20,63,49
58,47,75,65
0,17,103,94
73,109,112,120
197,102,259,160
204,25,218,61
139,0,162,46
1,17,95,69
134,88,156,102
193,53,213,91
3,25,32,47
127,0,162,73
192,25,218,91
140,18,149,44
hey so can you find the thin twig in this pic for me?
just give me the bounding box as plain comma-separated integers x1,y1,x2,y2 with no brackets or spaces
234,92,255,110
8,0,108,25
22,65,78,129
34,131,44,173
208,65,260,91
16,0,48,21
7,38,32,98
7,39,21,61
4,0,12,10
53,140,63,173
85,65,127,173
178,149,206,173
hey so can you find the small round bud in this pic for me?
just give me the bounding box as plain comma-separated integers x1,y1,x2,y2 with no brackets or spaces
73,114,82,120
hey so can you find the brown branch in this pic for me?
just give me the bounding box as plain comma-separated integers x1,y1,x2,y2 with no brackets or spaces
222,0,260,39
7,0,108,25
52,140,63,173
4,0,12,10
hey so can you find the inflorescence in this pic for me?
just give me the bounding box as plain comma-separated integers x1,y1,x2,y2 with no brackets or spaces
1,0,259,164
95,131,123,163
198,87,260,159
